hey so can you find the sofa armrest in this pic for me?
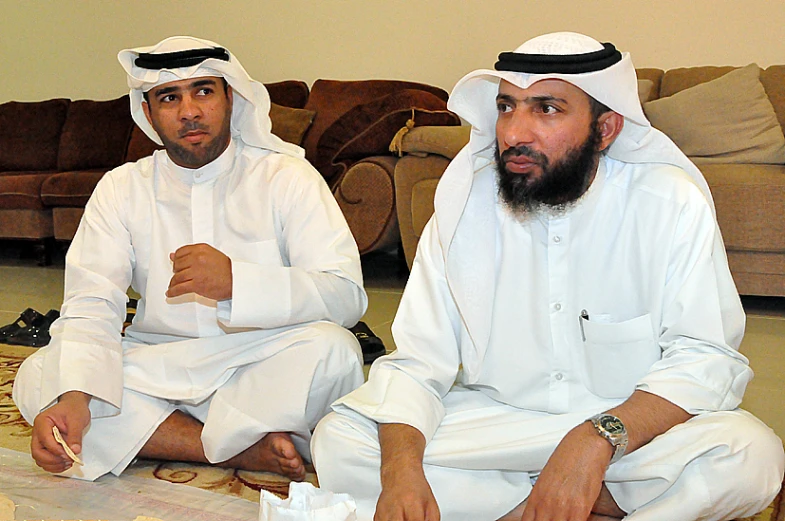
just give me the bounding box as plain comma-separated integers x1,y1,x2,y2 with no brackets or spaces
332,155,400,255
398,125,471,160
394,154,452,270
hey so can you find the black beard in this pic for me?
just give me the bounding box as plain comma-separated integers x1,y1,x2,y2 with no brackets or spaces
494,120,603,215
157,105,233,169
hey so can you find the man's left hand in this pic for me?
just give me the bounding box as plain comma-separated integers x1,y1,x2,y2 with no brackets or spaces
167,243,232,300
520,422,612,521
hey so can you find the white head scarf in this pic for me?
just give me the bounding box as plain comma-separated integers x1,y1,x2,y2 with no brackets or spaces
446,31,714,213
118,36,303,158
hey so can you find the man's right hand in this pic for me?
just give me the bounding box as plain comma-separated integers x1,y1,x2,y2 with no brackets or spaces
31,391,91,473
374,423,440,521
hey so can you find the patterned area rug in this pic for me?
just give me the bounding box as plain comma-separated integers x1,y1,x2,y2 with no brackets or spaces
0,344,315,504
1,344,782,519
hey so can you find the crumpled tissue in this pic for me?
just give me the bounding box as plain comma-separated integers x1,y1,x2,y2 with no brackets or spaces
259,482,357,521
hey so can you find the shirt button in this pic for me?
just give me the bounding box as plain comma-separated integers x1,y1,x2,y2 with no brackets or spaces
554,303,562,311
555,373,564,381
553,236,561,243
195,172,202,179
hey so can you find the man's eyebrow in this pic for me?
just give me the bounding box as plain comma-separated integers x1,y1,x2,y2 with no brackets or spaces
151,85,181,98
189,78,218,89
495,93,568,105
151,79,218,98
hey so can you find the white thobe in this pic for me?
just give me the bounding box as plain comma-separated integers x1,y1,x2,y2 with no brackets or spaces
312,156,785,520
14,139,368,480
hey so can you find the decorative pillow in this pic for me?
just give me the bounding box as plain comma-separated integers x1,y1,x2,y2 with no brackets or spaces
57,95,134,171
0,99,70,171
269,103,316,146
643,64,785,164
314,89,460,179
637,79,655,104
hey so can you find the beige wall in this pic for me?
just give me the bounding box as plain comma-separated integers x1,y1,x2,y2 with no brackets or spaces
2,0,784,102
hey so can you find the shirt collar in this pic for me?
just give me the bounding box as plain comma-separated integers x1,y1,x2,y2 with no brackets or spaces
164,138,237,185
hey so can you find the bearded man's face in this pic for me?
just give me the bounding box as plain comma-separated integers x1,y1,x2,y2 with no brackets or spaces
494,79,605,214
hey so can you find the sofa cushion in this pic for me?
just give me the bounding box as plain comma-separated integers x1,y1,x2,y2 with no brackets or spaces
0,173,54,210
400,125,471,160
315,90,460,180
637,79,655,104
0,99,70,171
40,170,106,208
269,103,316,146
264,80,310,109
57,96,135,171
125,124,163,163
643,64,785,164
303,79,450,180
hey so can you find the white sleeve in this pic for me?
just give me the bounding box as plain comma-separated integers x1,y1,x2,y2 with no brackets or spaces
638,193,751,414
40,170,133,418
217,161,367,329
332,217,461,442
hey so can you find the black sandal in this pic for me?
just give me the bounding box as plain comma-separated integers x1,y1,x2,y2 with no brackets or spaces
349,321,386,364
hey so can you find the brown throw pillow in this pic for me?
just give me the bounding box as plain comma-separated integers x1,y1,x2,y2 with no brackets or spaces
315,89,460,178
644,64,785,164
57,95,135,171
269,103,316,146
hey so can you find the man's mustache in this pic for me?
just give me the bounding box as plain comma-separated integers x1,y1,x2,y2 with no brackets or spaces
178,122,209,138
500,145,549,167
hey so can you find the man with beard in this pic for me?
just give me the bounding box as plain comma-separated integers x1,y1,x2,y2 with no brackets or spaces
13,36,367,482
311,32,784,521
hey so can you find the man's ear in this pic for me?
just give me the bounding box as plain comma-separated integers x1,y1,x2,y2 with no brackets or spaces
226,84,234,107
597,111,624,152
141,100,153,126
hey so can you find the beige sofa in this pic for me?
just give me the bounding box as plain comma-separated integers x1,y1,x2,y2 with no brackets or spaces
394,65,785,298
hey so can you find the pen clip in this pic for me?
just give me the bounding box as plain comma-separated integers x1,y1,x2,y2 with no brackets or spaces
579,309,589,341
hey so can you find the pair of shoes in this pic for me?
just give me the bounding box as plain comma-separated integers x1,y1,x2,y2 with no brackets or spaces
349,321,386,364
1,308,59,348
0,308,39,342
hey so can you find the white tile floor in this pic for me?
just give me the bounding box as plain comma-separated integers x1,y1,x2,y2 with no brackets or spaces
1,241,783,442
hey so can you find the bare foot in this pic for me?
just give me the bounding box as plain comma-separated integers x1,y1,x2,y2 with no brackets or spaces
220,432,306,481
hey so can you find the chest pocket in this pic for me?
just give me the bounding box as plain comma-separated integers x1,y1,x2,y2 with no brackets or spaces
581,313,660,399
221,239,284,267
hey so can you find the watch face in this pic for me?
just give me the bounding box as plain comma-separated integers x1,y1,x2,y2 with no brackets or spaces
599,416,625,435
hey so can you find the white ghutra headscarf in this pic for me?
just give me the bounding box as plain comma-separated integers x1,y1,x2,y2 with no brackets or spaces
118,36,303,158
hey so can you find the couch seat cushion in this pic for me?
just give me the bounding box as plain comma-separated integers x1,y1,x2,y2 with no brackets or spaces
0,99,70,171
40,170,106,208
57,96,134,172
701,163,785,252
0,173,55,210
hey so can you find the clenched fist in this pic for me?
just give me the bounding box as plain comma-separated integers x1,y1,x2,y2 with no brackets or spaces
167,243,233,300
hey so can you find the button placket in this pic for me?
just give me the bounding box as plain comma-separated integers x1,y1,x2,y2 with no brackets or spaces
547,218,571,413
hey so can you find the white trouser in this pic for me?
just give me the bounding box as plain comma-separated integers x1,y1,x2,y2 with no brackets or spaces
312,387,785,521
14,321,363,481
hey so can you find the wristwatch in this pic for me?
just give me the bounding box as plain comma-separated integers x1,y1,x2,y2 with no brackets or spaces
588,413,628,464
